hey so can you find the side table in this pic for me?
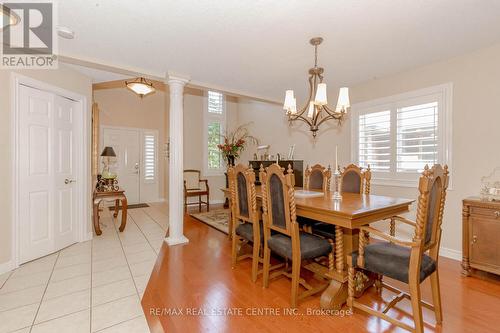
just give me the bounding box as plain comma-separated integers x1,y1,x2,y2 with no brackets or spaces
93,189,128,235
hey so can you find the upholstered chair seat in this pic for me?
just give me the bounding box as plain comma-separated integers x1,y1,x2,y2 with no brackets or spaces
267,232,333,260
351,242,436,283
310,222,336,239
236,222,264,244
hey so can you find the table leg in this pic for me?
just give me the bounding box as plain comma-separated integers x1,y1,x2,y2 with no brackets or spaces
320,228,376,309
113,199,120,218
119,196,127,232
93,201,102,236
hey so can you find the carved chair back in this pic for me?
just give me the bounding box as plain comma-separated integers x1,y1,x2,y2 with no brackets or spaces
413,164,449,259
340,164,372,194
260,163,298,238
304,164,332,193
228,164,258,225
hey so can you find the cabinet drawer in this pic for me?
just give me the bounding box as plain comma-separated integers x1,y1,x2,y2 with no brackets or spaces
470,206,500,219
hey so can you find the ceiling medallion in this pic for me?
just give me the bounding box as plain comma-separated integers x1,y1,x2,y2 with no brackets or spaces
283,37,350,137
125,77,156,98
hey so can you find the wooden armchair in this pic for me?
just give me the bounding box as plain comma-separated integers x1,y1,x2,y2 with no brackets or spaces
313,164,371,239
261,163,334,307
228,164,262,282
347,164,449,333
183,170,209,212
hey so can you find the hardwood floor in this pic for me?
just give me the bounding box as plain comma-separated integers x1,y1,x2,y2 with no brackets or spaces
142,211,500,333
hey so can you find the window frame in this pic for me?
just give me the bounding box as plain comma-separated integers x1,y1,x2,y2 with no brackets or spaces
202,90,226,177
351,83,452,188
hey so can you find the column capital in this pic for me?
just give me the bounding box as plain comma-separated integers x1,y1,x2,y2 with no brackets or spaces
167,71,190,86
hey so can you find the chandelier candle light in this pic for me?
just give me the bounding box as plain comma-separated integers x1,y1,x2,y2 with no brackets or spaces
283,37,350,137
332,145,342,200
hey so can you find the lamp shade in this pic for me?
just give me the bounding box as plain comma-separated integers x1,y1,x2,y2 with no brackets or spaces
314,83,328,106
283,90,295,111
307,101,315,118
125,77,156,98
100,147,116,157
289,98,297,114
336,87,350,112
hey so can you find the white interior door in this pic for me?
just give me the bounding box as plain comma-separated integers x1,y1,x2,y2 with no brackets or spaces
102,128,141,204
18,85,79,263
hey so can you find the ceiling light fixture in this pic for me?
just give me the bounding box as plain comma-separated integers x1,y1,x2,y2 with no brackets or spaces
1,3,20,30
57,26,75,39
125,77,156,98
283,37,350,137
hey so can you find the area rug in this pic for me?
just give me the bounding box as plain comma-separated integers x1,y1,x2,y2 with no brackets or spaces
190,209,230,235
109,203,150,210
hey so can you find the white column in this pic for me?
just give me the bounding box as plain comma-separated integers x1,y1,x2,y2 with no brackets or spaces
165,74,190,246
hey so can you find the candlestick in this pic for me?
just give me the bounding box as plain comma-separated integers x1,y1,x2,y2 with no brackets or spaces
335,145,338,170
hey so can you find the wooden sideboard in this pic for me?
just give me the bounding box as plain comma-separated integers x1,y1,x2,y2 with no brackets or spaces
249,160,304,187
462,197,500,276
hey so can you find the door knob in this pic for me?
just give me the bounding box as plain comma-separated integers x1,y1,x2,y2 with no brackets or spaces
65,179,75,184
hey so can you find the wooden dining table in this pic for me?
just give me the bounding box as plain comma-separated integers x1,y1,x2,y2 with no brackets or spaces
222,186,414,310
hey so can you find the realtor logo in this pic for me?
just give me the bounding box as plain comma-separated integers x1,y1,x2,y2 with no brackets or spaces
1,2,58,68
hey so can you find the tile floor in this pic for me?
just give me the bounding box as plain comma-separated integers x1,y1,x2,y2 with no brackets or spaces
0,202,169,333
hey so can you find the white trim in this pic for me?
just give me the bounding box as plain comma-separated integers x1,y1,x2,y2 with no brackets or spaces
10,73,90,270
164,235,189,246
439,246,461,261
202,90,226,177
351,83,453,188
0,260,16,275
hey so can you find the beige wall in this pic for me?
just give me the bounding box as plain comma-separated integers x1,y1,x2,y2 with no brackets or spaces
0,65,92,267
349,42,500,256
93,88,168,200
183,92,239,203
237,99,351,176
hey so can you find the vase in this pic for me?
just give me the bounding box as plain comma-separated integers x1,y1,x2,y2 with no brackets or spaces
227,155,235,167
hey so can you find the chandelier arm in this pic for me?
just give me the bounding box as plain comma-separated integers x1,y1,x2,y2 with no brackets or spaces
288,113,313,127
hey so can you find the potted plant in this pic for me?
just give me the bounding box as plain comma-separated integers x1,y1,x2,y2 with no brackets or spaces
217,123,258,167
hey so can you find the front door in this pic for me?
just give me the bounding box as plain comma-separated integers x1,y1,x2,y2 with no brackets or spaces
102,128,141,204
18,85,79,263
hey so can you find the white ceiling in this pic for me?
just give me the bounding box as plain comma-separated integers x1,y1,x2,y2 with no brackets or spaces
57,0,500,102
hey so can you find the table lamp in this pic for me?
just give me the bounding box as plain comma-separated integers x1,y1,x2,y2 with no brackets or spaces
100,146,117,179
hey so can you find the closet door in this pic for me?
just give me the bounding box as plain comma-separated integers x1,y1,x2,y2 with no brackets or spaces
18,85,79,264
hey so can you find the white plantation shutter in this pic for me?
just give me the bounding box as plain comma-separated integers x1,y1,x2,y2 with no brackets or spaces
143,133,156,183
352,84,451,186
397,102,438,172
358,110,391,171
208,91,224,114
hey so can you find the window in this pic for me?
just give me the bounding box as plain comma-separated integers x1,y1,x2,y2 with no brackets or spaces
203,91,226,175
352,84,452,186
143,132,157,183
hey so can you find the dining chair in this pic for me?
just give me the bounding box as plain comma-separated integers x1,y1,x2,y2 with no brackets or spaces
228,164,261,282
260,163,334,307
347,164,449,333
313,164,371,239
300,164,332,232
183,169,209,212
304,164,332,193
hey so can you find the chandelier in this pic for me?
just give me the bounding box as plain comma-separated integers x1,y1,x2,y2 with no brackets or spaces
283,37,350,137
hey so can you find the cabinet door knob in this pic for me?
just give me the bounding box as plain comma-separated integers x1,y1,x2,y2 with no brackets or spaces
495,211,500,218
472,235,478,244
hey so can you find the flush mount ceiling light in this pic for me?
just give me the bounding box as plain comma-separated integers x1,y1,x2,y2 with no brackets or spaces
1,3,20,30
57,26,75,39
125,77,156,98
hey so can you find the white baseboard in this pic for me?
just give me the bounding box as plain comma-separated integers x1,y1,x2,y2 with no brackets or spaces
439,246,461,261
148,198,166,203
0,260,16,275
210,199,225,205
